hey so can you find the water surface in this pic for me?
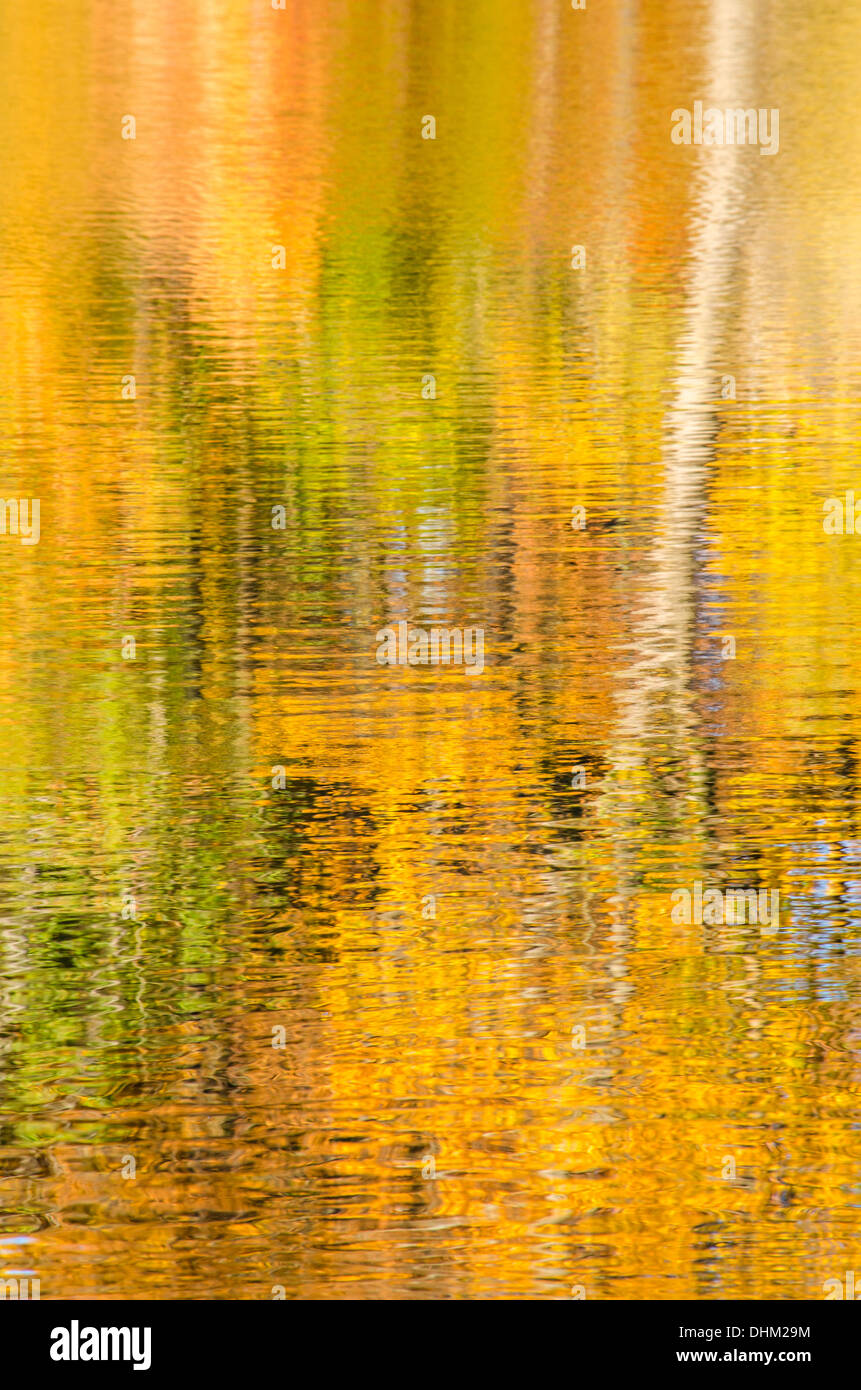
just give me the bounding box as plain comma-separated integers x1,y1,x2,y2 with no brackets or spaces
1,0,860,1299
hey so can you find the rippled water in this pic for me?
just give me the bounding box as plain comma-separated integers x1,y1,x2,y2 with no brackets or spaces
1,0,860,1300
